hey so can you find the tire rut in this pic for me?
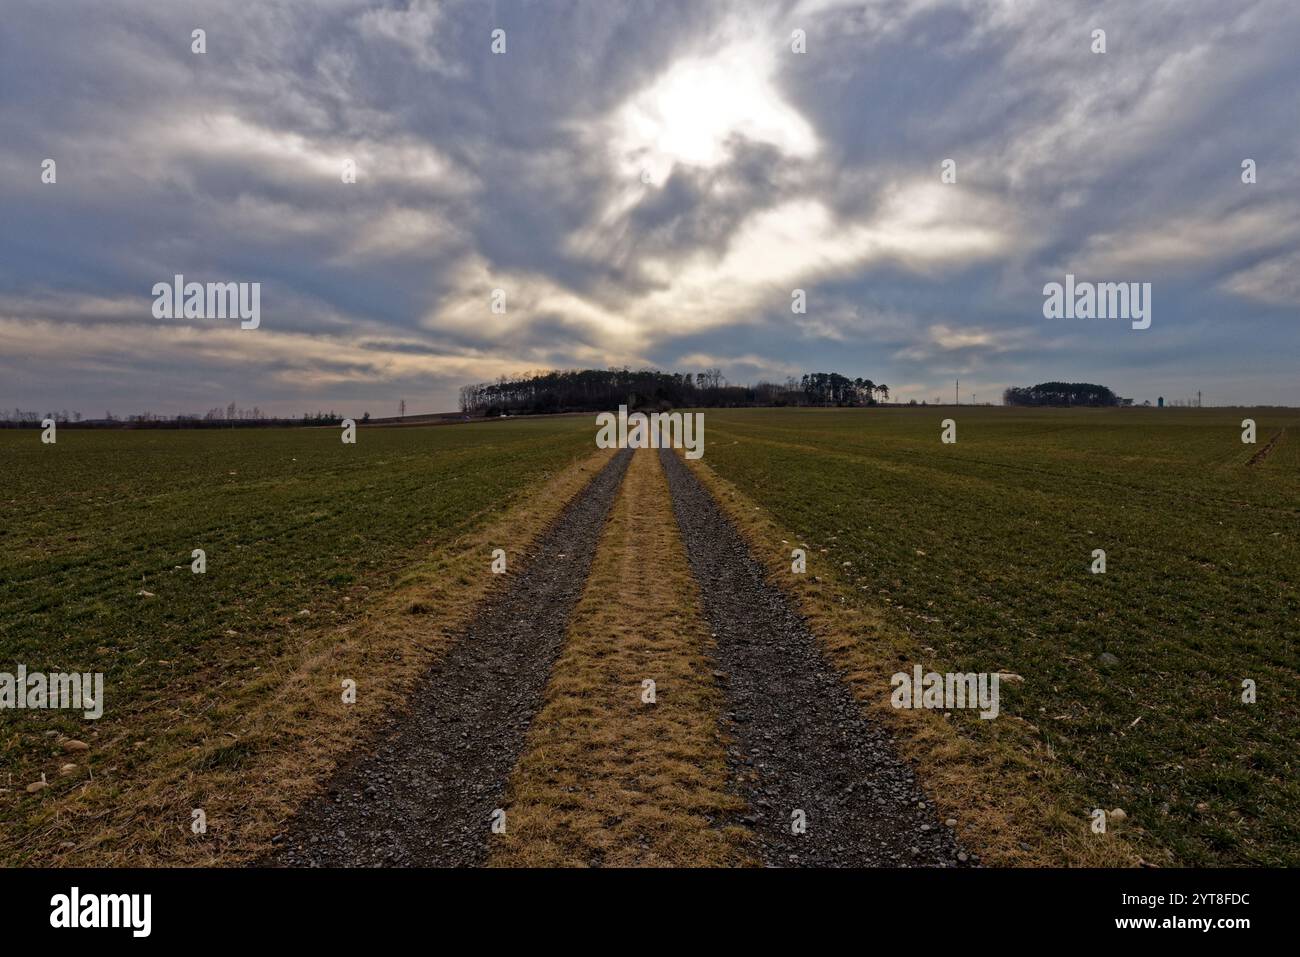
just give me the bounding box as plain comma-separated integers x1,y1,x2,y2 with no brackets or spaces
267,448,633,866
1246,428,1285,467
659,448,967,867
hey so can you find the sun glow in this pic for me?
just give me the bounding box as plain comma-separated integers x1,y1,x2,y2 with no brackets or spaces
610,40,818,185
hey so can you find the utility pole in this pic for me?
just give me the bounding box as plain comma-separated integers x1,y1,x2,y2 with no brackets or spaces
955,379,959,406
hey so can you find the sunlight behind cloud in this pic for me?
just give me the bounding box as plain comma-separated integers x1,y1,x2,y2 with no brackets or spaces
610,39,817,186
2,0,1297,410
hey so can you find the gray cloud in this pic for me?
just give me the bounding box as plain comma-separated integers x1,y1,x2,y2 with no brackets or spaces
1,0,1298,417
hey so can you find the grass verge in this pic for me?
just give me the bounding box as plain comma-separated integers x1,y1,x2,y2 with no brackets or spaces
490,449,752,867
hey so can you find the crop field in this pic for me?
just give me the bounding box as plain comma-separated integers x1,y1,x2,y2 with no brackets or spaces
1,408,1295,869
0,419,595,863
697,406,1299,866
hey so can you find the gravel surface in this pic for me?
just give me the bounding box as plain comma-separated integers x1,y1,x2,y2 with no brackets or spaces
659,448,968,867
267,449,633,867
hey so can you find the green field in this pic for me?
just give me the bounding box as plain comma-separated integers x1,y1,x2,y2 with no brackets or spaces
2,408,1296,867
0,418,593,849
699,406,1300,866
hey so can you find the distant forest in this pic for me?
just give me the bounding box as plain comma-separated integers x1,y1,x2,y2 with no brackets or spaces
2,375,1139,430
458,368,892,415
1003,382,1127,407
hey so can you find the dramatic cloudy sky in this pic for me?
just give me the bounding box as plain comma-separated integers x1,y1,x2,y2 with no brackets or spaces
2,0,1297,416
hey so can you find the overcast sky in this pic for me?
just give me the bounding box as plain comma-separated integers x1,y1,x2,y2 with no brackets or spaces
2,0,1297,417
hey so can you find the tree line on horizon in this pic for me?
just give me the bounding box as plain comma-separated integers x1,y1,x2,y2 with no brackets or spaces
457,368,893,415
0,378,1147,431
1002,382,1128,407
0,405,355,429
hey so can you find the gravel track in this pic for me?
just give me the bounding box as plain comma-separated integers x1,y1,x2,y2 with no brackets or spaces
268,449,632,866
659,448,967,867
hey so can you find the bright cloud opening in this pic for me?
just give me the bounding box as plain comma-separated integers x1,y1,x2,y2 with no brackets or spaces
610,40,818,186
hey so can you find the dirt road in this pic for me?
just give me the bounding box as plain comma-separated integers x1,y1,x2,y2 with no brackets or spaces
660,448,965,866
270,447,963,867
269,449,633,865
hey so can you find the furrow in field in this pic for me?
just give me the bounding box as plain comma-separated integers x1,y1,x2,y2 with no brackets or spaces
1246,428,1286,467
267,448,633,866
658,447,966,867
489,448,752,867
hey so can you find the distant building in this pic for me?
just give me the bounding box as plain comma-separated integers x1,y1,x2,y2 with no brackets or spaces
1158,396,1164,407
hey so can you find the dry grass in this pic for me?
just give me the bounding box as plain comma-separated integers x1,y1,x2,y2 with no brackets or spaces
681,452,1139,867
13,448,616,866
489,449,753,867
